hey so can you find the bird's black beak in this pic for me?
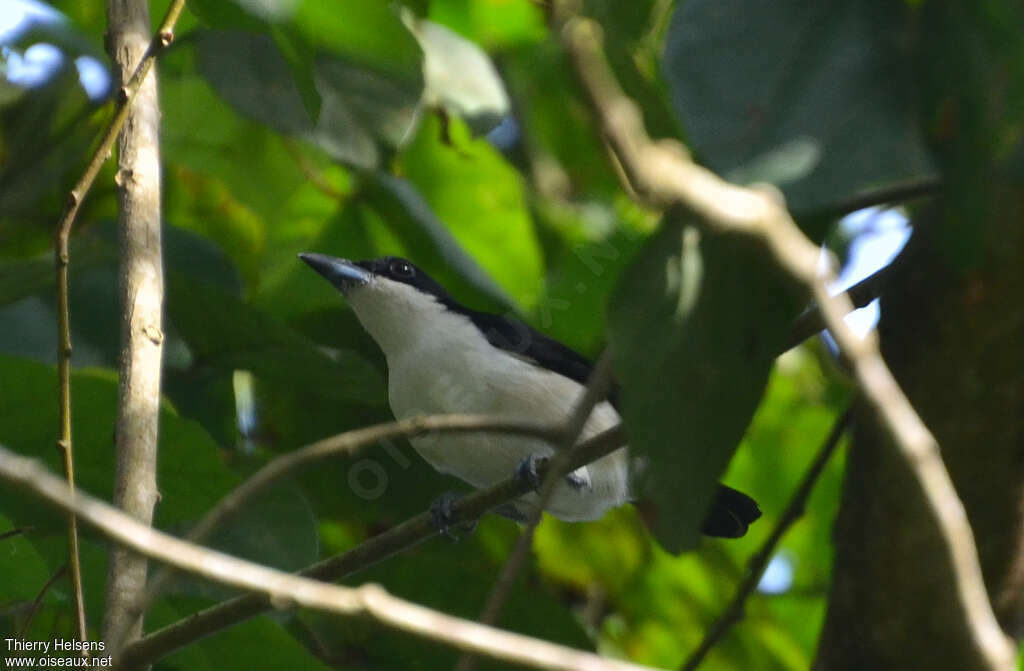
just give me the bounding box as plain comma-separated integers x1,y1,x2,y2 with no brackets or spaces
298,253,372,292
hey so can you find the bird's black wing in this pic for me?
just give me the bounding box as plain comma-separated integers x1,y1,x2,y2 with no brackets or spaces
466,311,761,538
466,311,620,405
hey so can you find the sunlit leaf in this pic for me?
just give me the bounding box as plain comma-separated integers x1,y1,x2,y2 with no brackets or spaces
405,13,510,134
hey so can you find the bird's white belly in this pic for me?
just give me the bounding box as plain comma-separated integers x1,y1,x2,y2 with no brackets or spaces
386,342,630,521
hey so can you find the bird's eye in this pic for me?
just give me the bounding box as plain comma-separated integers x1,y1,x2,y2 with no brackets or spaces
390,260,414,278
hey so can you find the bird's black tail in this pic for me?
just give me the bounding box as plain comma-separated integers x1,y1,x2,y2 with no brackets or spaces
701,484,762,538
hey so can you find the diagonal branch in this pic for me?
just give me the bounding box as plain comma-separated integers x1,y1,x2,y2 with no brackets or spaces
118,414,567,647
680,406,853,671
781,261,897,352
555,6,1014,670
455,351,618,671
117,422,626,668
0,438,652,671
18,563,69,638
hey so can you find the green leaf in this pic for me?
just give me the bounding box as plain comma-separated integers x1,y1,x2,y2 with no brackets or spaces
663,0,936,216
309,52,422,169
397,115,543,308
0,64,95,222
0,234,115,308
363,173,518,314
166,273,384,407
196,30,313,135
427,0,546,50
188,0,270,31
0,512,52,604
291,0,422,78
608,214,800,552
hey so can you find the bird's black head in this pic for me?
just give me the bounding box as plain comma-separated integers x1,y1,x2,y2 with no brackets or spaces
299,253,458,307
350,256,456,305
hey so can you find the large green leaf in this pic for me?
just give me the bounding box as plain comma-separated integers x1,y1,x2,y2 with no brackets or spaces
0,63,95,223
309,52,422,169
166,273,384,407
663,0,936,216
0,355,321,637
363,173,518,314
397,115,543,308
427,0,546,50
196,30,313,135
190,0,424,170
608,214,800,552
0,234,115,308
0,357,236,529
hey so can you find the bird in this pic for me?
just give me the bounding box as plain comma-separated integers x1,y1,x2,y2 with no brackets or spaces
299,252,761,537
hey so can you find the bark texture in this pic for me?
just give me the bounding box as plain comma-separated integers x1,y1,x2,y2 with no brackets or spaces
814,197,1024,670
102,0,165,647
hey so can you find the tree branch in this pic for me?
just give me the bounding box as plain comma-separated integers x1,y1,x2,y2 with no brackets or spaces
781,261,896,352
456,351,617,671
50,0,182,649
102,0,181,649
816,177,941,219
18,563,69,638
120,414,567,645
680,407,853,671
0,440,657,671
555,7,1014,670
116,423,626,668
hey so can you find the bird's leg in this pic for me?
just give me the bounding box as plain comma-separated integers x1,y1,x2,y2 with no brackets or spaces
515,453,590,492
429,491,477,539
492,502,528,522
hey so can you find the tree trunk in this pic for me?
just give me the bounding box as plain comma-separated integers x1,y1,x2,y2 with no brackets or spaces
814,196,1024,670
101,0,165,651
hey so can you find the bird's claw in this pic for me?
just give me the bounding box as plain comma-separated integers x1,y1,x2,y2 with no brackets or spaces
515,453,589,492
429,491,476,539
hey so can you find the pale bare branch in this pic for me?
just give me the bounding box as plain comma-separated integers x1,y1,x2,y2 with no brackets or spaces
554,6,1015,670
0,444,658,671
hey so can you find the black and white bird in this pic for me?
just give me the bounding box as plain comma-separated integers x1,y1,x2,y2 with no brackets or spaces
299,253,760,537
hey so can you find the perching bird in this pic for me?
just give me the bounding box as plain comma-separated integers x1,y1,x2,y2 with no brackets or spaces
299,253,760,537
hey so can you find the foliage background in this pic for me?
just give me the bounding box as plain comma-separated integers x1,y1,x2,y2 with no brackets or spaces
0,0,1020,669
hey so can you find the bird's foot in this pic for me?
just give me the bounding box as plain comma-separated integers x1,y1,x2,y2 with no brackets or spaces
429,491,477,539
493,502,528,523
515,453,589,492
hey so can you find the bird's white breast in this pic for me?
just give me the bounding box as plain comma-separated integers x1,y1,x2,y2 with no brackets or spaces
347,280,629,521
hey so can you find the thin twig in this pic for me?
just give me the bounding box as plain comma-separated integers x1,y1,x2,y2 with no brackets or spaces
555,7,1014,669
282,139,347,200
781,261,897,352
679,407,853,671
455,352,617,671
816,177,941,219
53,0,184,247
16,563,69,637
0,439,654,671
116,424,626,669
119,414,566,648
50,0,186,648
17,563,69,638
